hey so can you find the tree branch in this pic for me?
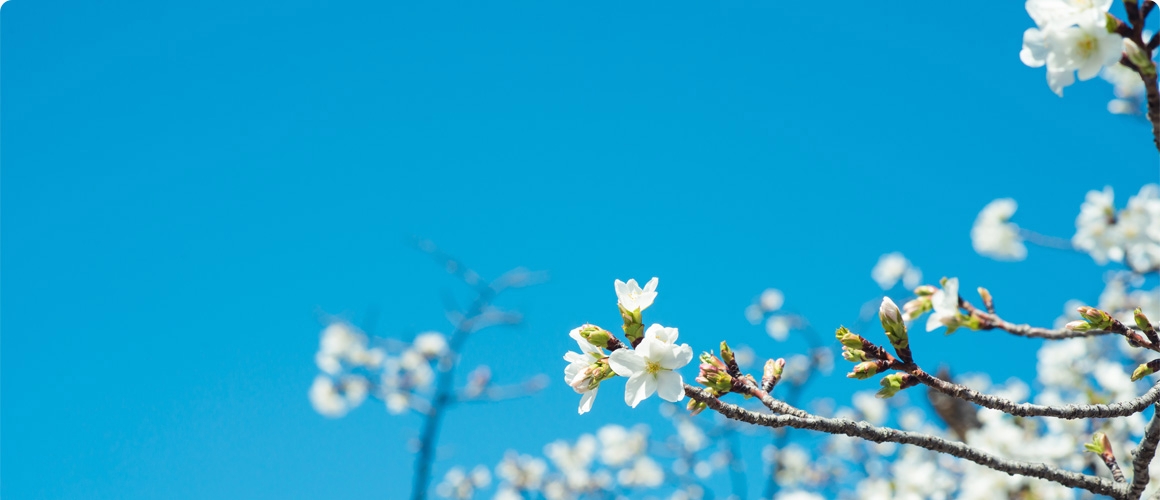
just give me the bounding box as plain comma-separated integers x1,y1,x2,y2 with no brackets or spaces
908,369,1160,419
685,385,1126,498
1130,406,1160,499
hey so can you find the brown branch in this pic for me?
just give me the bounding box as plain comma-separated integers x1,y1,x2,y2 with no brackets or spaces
685,385,1126,498
906,368,1160,419
1130,406,1160,499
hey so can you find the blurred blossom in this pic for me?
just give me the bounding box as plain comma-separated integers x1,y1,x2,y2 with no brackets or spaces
745,304,764,325
413,331,448,357
496,452,547,490
308,375,348,417
971,199,1027,261
766,315,792,341
852,391,886,425
617,457,664,487
675,419,707,452
871,253,921,290
597,425,648,467
760,288,785,312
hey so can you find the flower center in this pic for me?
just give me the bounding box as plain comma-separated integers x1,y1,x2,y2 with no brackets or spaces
1077,35,1096,58
645,360,662,375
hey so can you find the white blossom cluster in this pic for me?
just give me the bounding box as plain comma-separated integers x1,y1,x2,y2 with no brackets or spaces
1073,185,1160,272
971,185,1160,273
438,406,764,500
563,278,695,414
1020,0,1126,96
308,321,449,417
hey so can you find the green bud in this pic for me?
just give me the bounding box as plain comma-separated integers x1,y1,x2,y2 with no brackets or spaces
1065,320,1093,332
1084,432,1108,455
848,361,880,380
720,341,735,367
879,298,909,349
842,348,868,363
687,399,709,416
1077,306,1113,329
835,326,851,341
876,373,906,398
578,324,613,348
1132,363,1155,381
1135,308,1153,332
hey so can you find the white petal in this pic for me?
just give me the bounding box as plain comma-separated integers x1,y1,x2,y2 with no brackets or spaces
655,371,685,402
660,343,694,370
609,349,645,377
578,388,598,414
925,312,943,332
624,373,656,407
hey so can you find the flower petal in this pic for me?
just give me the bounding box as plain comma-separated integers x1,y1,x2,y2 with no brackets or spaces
578,388,598,414
655,371,685,402
609,349,645,377
624,373,656,407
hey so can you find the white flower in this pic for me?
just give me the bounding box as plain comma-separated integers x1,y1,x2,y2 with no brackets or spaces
926,278,960,332
871,253,913,290
496,452,547,490
616,456,665,488
1026,0,1112,29
597,425,648,466
316,322,371,374
413,331,448,357
644,323,679,344
614,277,658,312
1120,185,1160,272
760,288,785,312
766,315,792,341
1022,9,1123,96
853,391,887,425
1073,186,1120,264
608,336,693,407
308,375,348,417
563,327,608,414
971,199,1027,261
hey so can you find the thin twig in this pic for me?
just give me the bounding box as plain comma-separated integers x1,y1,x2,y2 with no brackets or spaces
908,370,1160,419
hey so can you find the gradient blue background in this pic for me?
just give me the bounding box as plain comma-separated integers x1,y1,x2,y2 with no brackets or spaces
3,1,1159,498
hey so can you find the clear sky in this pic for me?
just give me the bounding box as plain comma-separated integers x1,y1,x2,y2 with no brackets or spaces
3,1,1159,499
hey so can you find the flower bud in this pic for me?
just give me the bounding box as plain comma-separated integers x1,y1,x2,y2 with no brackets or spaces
720,341,736,367
578,324,614,348
902,298,931,321
1077,306,1113,329
1125,38,1157,76
762,358,785,392
1135,308,1153,332
848,361,880,380
687,399,709,416
913,285,938,297
1083,432,1108,456
876,373,906,398
879,298,908,347
1132,361,1157,381
977,287,993,310
1065,320,1092,332
842,348,869,362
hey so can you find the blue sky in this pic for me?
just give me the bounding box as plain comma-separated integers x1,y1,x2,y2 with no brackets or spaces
3,0,1159,498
